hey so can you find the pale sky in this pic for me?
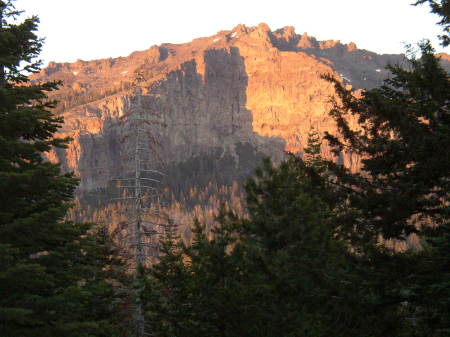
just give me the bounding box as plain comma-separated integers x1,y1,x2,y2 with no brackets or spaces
16,0,447,66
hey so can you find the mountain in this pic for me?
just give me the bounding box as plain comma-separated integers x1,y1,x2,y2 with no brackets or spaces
32,23,449,229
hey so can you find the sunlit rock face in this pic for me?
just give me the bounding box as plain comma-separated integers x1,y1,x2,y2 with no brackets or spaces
32,24,449,219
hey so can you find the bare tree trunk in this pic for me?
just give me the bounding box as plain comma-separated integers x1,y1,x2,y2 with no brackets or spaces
0,7,5,88
113,84,167,337
134,115,146,337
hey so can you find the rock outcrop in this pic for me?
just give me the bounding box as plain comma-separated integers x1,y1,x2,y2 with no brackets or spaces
32,24,449,222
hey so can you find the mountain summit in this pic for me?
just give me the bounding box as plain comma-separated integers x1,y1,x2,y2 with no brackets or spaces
32,24,449,224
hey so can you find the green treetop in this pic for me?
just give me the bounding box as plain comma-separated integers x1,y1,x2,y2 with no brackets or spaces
0,2,128,336
321,4,450,333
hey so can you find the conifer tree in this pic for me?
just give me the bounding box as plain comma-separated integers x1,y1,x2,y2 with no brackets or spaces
144,223,192,337
0,2,128,335
304,126,326,173
415,0,450,46
324,41,449,242
145,156,407,337
145,219,246,337
320,3,450,334
143,2,450,336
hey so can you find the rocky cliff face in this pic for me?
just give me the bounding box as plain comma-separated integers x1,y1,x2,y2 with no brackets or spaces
32,23,448,223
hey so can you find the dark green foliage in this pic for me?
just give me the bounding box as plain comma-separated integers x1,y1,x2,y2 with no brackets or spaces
145,5,450,336
303,127,325,172
415,0,450,46
144,154,410,336
144,223,189,336
236,158,360,336
322,40,450,337
145,219,242,337
323,41,450,243
0,1,128,336
403,223,450,337
0,225,129,337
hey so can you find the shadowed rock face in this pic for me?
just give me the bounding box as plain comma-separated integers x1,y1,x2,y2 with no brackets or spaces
34,23,449,219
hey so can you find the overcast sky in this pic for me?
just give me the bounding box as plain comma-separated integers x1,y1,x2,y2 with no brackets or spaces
16,0,447,66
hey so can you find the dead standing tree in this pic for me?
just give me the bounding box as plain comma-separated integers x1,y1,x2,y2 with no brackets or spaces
112,74,170,337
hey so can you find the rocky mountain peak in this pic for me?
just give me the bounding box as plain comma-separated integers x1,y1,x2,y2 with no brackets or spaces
347,41,357,52
256,22,271,32
298,32,317,49
222,23,360,56
33,25,450,221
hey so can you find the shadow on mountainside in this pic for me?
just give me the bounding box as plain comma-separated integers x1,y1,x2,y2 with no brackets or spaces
65,46,285,226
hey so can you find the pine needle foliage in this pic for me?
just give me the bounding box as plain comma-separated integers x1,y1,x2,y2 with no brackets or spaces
0,2,128,336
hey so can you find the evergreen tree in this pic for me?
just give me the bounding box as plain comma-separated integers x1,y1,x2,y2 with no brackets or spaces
303,126,326,173
145,219,246,337
144,223,192,337
143,3,450,336
238,156,412,337
321,5,450,334
414,0,449,46
145,156,408,336
324,42,449,242
0,2,128,335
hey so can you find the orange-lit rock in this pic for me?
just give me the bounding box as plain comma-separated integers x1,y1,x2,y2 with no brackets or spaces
32,24,449,202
